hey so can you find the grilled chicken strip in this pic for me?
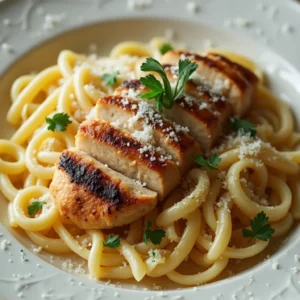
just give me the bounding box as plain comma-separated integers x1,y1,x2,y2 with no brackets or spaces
161,51,259,116
76,120,181,200
95,95,201,174
50,149,157,229
115,79,232,152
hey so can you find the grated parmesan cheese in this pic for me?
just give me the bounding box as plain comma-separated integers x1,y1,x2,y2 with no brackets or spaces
62,259,86,275
0,239,10,251
186,2,200,14
132,125,154,143
127,0,153,10
272,260,279,270
43,13,66,31
1,42,14,53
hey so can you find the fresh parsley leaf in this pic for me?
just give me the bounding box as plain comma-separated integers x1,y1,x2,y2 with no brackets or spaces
173,59,198,100
103,235,120,248
143,221,165,245
195,154,221,170
140,57,198,112
101,71,119,87
159,43,173,55
27,201,46,216
140,75,164,99
230,117,256,137
141,57,173,104
242,211,275,242
46,113,72,132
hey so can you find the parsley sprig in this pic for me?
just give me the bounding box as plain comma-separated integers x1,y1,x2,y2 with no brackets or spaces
159,43,173,55
143,221,165,245
195,154,221,170
27,201,46,216
242,211,275,242
230,117,256,137
103,235,120,248
46,113,72,132
101,71,119,87
140,57,198,112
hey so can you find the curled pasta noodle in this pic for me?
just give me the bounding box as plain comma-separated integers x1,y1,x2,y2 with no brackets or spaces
53,221,90,259
87,230,104,279
13,186,59,231
148,209,201,277
26,231,71,254
58,50,85,77
11,75,35,102
166,257,229,286
11,88,60,145
156,169,209,227
0,140,26,175
206,204,232,262
7,66,61,125
25,129,74,179
74,67,96,111
227,159,292,221
110,41,152,58
120,239,147,281
0,174,19,202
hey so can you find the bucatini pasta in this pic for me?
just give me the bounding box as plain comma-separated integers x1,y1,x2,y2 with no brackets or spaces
0,37,299,287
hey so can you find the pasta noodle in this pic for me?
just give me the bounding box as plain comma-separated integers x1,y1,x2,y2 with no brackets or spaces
0,37,300,288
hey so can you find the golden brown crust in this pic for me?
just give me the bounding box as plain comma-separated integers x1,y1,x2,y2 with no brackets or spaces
98,95,197,154
207,53,259,85
50,150,157,229
78,120,172,171
171,51,249,92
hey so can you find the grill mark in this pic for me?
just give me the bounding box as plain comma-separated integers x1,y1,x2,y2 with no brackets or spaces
59,152,121,205
79,120,171,170
98,96,196,152
177,51,248,91
208,53,259,84
120,80,143,89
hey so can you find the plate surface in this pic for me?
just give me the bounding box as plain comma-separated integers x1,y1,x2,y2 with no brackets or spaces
1,0,300,299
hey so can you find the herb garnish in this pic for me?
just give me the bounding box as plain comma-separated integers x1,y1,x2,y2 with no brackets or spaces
159,43,173,55
103,235,120,248
195,154,221,170
140,57,198,112
101,71,119,87
46,113,72,132
27,201,47,216
242,211,275,242
143,221,165,245
230,117,256,137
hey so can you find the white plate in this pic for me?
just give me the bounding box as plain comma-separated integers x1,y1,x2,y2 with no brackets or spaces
1,0,300,299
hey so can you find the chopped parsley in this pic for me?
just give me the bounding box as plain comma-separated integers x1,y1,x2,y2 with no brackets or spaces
242,211,275,242
159,43,173,55
103,235,120,248
143,221,165,245
27,201,46,216
195,154,221,170
140,57,198,112
101,71,119,87
230,117,256,137
46,112,72,132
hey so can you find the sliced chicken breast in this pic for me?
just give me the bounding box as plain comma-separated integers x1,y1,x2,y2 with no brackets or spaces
96,96,201,174
76,120,181,200
161,51,259,116
165,81,232,152
50,149,157,229
115,79,232,152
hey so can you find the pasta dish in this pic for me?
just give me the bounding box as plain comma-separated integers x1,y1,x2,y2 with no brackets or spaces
0,37,299,287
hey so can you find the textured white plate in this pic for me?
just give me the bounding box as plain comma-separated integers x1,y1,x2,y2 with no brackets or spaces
1,0,300,299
